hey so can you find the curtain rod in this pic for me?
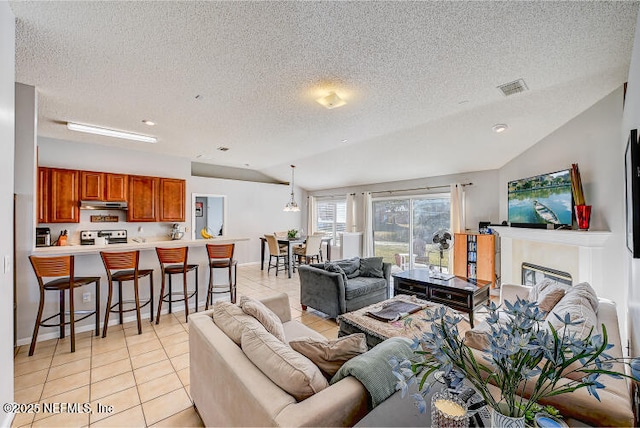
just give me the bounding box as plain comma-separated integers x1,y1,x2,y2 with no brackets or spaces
308,192,356,199
368,182,472,195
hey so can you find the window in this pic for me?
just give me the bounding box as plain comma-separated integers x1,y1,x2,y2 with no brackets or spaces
316,198,346,244
372,194,451,271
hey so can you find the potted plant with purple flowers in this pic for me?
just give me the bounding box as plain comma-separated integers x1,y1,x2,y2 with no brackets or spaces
392,297,640,427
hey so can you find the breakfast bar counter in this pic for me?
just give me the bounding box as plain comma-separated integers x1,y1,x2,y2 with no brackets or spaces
31,237,250,256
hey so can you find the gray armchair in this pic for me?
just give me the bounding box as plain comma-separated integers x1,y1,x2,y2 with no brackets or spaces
298,257,391,318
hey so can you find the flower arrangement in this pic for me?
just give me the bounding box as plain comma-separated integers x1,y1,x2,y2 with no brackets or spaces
392,298,640,420
287,229,298,238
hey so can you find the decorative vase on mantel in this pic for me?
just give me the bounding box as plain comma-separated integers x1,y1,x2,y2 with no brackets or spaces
491,403,525,428
574,204,592,230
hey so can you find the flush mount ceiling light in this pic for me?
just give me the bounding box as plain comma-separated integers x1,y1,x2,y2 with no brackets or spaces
141,119,155,126
316,92,347,109
283,165,300,212
492,124,509,133
67,122,157,143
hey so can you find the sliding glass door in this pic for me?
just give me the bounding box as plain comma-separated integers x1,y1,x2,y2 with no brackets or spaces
372,195,451,271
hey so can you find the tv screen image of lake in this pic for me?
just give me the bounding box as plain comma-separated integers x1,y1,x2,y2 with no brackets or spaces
508,172,573,226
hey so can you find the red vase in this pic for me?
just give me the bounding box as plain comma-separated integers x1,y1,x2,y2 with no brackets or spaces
575,205,592,230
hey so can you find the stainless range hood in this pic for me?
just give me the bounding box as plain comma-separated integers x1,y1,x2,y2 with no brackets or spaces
80,201,128,210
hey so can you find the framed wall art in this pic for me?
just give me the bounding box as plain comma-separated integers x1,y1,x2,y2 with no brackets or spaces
625,128,640,257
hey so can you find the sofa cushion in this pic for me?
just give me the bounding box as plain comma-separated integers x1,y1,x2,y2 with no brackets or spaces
359,257,384,278
528,278,570,302
345,277,388,300
464,320,492,350
290,333,368,378
213,301,264,345
241,326,329,401
335,258,361,279
240,296,286,342
282,320,327,343
536,283,567,315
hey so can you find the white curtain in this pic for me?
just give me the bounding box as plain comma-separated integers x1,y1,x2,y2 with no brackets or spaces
346,193,356,232
362,192,374,257
307,195,317,234
450,183,465,234
450,183,465,269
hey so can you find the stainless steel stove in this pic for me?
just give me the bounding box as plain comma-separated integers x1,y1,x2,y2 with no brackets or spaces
80,230,128,245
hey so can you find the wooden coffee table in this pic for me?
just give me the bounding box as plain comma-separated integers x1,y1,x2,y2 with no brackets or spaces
392,269,491,328
337,295,436,349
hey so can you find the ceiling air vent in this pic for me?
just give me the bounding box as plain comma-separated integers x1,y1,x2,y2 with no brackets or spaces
497,79,528,96
217,146,230,152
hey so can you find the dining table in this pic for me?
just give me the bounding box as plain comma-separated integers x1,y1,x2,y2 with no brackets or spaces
260,235,333,278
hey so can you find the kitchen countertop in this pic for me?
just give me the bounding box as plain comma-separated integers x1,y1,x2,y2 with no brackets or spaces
31,237,250,256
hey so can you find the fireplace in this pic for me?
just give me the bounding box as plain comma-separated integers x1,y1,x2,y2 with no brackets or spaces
521,262,572,287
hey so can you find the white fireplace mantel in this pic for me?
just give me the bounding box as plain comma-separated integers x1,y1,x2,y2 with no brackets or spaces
491,226,611,248
492,226,611,289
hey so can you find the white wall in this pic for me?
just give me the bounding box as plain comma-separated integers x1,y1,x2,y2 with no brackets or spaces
1,2,15,426
499,87,627,339
15,137,304,344
623,11,640,357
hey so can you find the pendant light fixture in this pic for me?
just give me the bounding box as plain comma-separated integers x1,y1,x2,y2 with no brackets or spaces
284,165,300,212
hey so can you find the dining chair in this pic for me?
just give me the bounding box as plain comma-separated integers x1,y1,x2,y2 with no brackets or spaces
265,234,288,276
205,243,237,308
294,235,323,265
28,255,100,356
100,250,154,337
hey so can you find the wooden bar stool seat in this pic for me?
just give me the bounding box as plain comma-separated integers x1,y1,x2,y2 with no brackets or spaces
28,255,100,356
100,250,154,338
156,247,198,323
205,243,237,309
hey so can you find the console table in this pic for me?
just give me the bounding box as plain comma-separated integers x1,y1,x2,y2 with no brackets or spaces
392,269,490,328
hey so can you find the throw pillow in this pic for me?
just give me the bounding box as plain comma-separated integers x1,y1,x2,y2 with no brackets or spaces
359,257,384,278
571,282,599,312
547,288,598,341
536,283,566,315
240,296,286,342
289,333,368,378
324,262,349,284
335,257,361,279
213,301,264,345
241,327,329,401
528,278,564,302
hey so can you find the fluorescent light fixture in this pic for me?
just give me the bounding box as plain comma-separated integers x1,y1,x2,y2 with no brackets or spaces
492,123,508,133
316,92,347,109
66,122,157,143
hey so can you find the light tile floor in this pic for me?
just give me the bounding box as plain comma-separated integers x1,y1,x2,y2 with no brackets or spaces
12,264,339,427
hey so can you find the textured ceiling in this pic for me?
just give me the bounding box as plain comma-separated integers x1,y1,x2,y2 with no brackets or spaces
10,1,639,191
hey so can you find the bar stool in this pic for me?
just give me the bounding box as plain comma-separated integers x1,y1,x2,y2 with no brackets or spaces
100,250,154,337
156,246,198,323
205,243,237,309
28,255,100,356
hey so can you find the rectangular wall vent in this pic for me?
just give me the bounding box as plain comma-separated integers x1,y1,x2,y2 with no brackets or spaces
497,79,529,96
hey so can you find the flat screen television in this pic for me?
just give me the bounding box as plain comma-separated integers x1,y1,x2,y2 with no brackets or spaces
508,169,573,228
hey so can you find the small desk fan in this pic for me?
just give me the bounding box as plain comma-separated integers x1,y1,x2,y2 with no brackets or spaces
431,229,454,280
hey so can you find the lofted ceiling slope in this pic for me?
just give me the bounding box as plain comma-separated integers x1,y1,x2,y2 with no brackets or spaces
10,1,639,191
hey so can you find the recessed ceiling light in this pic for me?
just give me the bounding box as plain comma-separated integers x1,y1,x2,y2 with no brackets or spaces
141,120,155,126
341,139,348,143
66,122,157,143
316,92,347,109
492,124,508,133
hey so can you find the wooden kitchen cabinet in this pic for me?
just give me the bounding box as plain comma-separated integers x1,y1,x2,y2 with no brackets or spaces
128,175,159,222
80,171,105,200
159,178,186,222
105,173,128,201
37,167,49,224
49,168,80,223
453,232,495,288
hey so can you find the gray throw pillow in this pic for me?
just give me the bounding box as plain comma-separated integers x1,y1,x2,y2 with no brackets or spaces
324,262,348,284
359,257,384,278
336,257,361,279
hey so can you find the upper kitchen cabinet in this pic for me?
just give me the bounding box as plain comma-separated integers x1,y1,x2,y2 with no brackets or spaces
80,171,105,200
37,167,49,224
159,178,186,222
105,173,128,202
128,175,159,222
49,168,80,223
